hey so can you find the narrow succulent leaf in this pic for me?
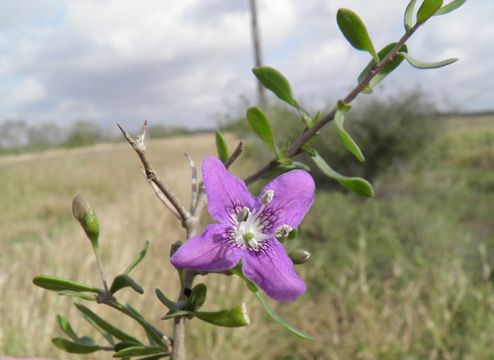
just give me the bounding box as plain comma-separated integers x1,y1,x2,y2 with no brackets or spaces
134,354,169,360
161,310,191,320
77,311,115,345
155,288,178,311
185,283,207,311
113,345,165,358
231,267,312,339
417,0,444,23
230,266,259,292
52,338,102,354
309,150,374,197
357,43,408,93
74,303,141,344
215,130,229,163
194,303,250,327
110,274,144,295
252,291,313,340
337,8,378,62
79,336,96,345
313,111,322,125
434,0,467,15
334,102,364,162
119,304,164,346
298,109,313,128
124,240,149,275
56,315,80,343
246,107,279,156
114,342,139,352
402,52,458,69
252,66,296,106
57,290,97,301
404,0,419,30
33,275,100,293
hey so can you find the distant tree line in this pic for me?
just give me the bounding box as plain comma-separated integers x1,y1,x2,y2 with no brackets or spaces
0,119,189,155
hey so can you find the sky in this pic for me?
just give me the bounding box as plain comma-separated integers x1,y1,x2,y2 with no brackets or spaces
0,0,491,130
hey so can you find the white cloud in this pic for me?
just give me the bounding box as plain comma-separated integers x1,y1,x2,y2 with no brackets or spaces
0,0,490,129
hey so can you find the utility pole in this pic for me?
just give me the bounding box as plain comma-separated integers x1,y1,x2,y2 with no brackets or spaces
249,0,267,109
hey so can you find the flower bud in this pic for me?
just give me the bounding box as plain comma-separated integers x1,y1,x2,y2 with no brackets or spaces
72,195,99,248
288,249,311,265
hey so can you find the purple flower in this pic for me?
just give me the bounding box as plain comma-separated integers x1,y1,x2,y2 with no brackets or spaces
171,156,315,302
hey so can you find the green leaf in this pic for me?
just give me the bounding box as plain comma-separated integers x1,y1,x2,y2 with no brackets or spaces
56,315,80,342
194,303,250,328
33,275,100,293
253,291,313,340
113,345,166,358
404,0,419,30
185,283,207,311
57,290,97,301
312,111,322,125
334,101,364,162
434,0,467,15
309,150,374,197
358,43,408,93
134,355,169,360
110,274,144,295
337,8,378,63
252,66,296,107
74,303,141,344
114,341,139,352
417,0,444,23
118,304,165,347
161,310,191,320
155,288,177,311
52,338,102,354
215,130,229,163
231,267,312,339
124,240,149,275
246,107,279,156
402,52,458,69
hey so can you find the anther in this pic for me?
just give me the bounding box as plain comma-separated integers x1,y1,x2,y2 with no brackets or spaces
237,207,251,222
261,190,274,205
275,224,292,239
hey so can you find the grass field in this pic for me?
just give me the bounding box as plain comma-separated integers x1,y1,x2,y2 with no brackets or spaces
1,115,494,359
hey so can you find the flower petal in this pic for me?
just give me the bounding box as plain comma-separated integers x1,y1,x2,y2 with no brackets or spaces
171,224,242,272
259,170,315,229
242,238,306,302
202,156,256,223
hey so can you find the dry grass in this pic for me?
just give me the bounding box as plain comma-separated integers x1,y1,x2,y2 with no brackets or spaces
2,123,494,359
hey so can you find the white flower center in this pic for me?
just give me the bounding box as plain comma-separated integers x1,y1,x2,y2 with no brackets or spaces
233,190,274,251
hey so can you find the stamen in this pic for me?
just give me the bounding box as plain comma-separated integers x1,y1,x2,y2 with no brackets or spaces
275,224,293,239
237,207,251,222
261,190,274,205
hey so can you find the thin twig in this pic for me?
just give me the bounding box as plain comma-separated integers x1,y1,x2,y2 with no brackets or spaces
184,153,198,212
244,23,421,185
146,174,181,219
224,140,245,169
118,121,190,222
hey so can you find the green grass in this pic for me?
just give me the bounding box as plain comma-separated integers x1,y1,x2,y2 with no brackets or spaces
1,116,494,359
